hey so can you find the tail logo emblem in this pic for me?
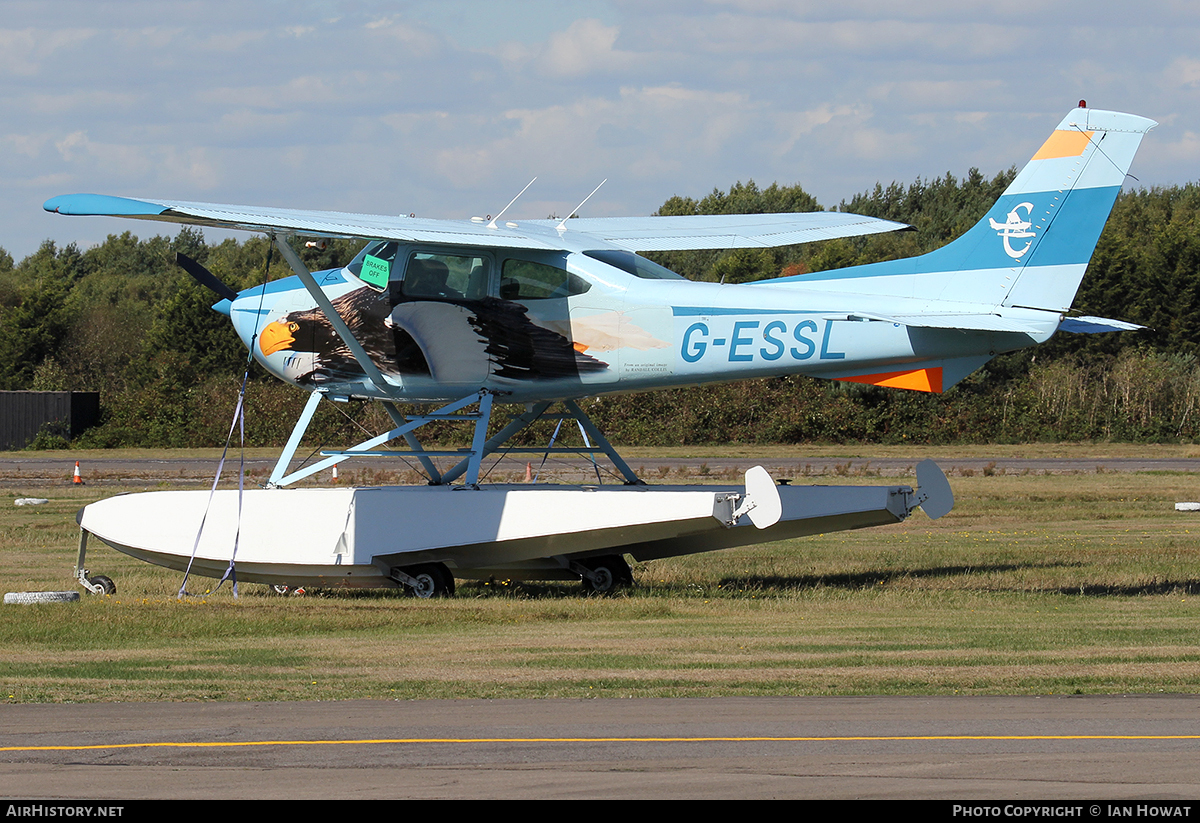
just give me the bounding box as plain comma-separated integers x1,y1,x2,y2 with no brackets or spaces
990,201,1036,259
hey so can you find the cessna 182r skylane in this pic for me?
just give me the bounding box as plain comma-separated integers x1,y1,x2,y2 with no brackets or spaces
49,105,1154,597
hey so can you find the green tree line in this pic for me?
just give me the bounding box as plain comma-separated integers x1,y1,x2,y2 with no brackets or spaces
3,171,1200,449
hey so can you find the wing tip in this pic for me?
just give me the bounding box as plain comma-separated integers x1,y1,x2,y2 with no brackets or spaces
43,194,168,217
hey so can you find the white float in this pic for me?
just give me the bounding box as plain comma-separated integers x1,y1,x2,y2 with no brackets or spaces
76,461,951,594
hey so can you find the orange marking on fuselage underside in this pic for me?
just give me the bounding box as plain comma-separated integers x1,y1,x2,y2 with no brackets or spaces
836,367,943,393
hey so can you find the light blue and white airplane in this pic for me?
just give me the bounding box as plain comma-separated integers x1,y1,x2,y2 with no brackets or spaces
48,105,1156,596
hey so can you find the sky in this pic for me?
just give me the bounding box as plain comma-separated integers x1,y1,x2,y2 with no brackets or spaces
4,0,1199,262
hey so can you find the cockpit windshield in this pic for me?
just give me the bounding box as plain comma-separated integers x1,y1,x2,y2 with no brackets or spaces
346,240,398,282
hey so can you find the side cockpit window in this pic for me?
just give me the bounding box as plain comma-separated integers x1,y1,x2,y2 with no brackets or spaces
500,259,591,300
399,252,490,300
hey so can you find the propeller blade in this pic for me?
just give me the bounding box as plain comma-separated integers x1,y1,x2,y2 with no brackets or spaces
175,252,238,302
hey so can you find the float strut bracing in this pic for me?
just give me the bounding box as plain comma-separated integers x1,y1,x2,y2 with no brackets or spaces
267,393,643,488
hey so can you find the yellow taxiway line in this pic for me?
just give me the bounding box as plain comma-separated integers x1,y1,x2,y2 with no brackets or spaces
6,734,1200,753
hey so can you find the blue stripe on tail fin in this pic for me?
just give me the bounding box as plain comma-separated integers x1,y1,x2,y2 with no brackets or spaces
771,108,1156,313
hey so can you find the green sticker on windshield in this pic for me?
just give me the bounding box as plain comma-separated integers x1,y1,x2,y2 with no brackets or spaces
359,255,390,290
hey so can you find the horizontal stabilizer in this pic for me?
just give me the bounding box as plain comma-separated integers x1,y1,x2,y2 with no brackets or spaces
1058,315,1146,334
822,311,1055,335
882,313,1047,334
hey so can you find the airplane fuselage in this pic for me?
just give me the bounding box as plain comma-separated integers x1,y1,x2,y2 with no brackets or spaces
228,240,1051,404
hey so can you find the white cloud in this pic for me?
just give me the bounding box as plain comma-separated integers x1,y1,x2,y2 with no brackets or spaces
3,132,51,158
54,131,90,162
200,30,267,52
362,16,444,59
157,146,221,189
0,27,97,77
771,104,863,158
17,89,141,116
539,18,623,76
1166,57,1200,89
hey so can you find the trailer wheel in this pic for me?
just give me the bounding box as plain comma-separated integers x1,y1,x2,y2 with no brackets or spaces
580,555,632,594
588,565,615,594
405,563,455,598
87,575,116,595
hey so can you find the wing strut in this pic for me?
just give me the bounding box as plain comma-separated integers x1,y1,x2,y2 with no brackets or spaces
272,235,402,400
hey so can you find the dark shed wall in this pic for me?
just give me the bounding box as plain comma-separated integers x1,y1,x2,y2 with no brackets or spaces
0,392,101,450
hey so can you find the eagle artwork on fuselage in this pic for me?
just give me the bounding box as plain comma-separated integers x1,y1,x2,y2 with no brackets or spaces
238,243,677,402
252,242,620,389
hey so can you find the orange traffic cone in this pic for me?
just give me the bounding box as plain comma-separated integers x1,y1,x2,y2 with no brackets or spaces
525,462,532,482
332,464,339,484
72,461,84,485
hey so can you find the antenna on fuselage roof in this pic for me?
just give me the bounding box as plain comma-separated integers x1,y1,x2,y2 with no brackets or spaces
477,177,537,229
557,179,607,232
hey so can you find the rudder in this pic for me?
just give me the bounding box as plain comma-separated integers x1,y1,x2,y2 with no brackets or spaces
922,106,1157,310
770,107,1157,314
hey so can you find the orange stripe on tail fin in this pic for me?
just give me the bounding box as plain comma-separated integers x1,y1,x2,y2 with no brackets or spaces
1031,129,1093,160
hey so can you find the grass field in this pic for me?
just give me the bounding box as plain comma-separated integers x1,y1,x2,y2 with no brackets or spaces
1,449,1198,702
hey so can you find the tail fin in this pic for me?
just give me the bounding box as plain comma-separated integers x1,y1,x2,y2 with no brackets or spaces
778,107,1157,311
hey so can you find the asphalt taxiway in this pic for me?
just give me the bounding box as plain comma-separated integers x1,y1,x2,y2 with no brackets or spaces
3,696,1200,799
4,453,1199,488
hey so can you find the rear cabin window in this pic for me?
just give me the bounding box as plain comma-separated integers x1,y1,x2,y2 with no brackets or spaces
583,249,685,280
500,259,591,300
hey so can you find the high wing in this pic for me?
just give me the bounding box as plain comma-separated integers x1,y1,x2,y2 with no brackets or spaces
520,213,909,251
43,193,908,252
